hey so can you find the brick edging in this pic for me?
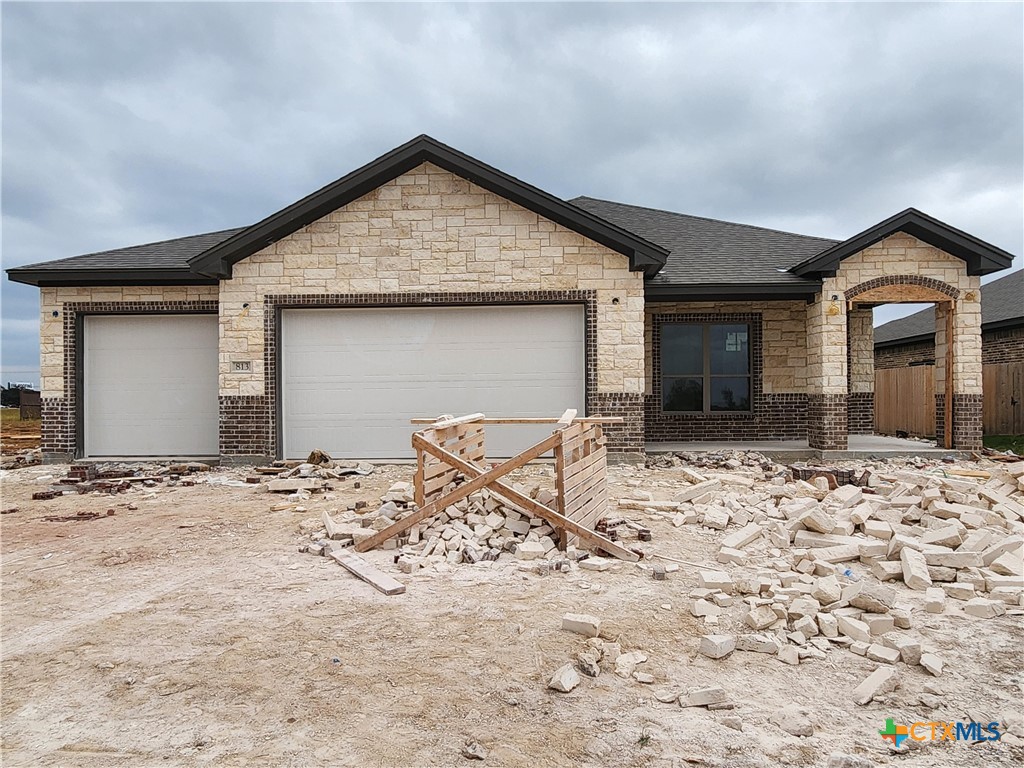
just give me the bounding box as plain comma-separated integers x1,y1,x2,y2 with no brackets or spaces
845,275,960,301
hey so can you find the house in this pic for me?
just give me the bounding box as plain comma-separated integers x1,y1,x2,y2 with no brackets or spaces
874,269,1023,436
6,135,1016,462
875,269,1023,369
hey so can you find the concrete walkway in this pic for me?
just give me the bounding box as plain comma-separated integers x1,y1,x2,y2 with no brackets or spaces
646,434,957,460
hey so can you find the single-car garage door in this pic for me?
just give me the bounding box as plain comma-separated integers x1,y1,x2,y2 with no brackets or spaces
83,314,219,457
281,305,586,459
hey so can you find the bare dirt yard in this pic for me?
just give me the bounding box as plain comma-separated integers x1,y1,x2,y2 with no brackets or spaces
2,454,1022,768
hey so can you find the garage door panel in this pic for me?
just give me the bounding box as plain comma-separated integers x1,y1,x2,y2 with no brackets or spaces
282,305,585,459
84,315,219,457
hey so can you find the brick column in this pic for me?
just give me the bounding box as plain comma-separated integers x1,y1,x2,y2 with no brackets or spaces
951,287,984,450
847,306,875,435
806,289,848,450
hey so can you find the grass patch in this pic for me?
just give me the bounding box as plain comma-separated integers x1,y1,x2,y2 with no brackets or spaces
1,408,21,422
984,435,1024,455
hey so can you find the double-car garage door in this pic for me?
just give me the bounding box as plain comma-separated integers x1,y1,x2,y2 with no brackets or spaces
82,305,585,459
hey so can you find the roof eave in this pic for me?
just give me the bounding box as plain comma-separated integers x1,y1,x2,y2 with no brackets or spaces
790,208,1016,278
5,267,219,288
189,135,670,279
645,281,821,302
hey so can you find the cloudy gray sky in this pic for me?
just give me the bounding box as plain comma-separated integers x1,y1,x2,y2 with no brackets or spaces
3,1,1022,386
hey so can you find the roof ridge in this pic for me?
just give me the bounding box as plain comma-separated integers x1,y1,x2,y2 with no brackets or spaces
570,196,840,245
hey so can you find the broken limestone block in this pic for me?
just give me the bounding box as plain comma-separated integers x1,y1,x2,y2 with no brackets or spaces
982,535,1024,566
698,570,735,593
920,653,944,677
882,634,921,666
943,582,976,601
717,547,747,565
921,525,964,548
702,507,730,530
865,643,900,664
515,541,545,560
923,551,983,569
721,522,763,550
777,645,800,665
576,650,601,678
900,547,932,590
801,507,838,534
850,641,869,657
812,575,843,605
632,671,655,684
675,480,722,503
578,556,613,571
690,599,722,618
826,485,863,509
963,598,1007,618
699,634,736,659
864,615,894,636
871,560,904,582
815,544,862,564
562,613,601,637
817,614,839,638
990,552,1024,577
679,686,727,708
853,667,899,705
924,587,946,614
849,584,895,614
863,519,893,540
891,608,912,630
836,616,871,644
745,605,779,631
770,706,813,736
548,664,581,692
615,651,647,678
788,596,821,619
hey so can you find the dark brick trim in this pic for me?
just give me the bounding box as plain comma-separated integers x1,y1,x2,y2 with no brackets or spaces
845,274,960,301
848,392,874,435
46,300,218,458
952,393,983,450
219,395,273,458
240,290,648,457
808,393,848,450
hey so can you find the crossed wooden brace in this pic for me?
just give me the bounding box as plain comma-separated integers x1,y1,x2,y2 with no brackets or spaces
354,429,638,562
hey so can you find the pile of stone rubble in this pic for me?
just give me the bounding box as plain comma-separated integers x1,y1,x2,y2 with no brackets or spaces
618,457,1023,704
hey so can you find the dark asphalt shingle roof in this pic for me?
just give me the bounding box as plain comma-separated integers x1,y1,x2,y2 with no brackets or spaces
570,196,837,287
874,269,1024,345
12,228,245,273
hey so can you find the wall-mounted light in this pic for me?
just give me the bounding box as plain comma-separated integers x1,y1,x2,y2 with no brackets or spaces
611,297,620,305
964,291,977,302
827,294,842,317
51,310,59,318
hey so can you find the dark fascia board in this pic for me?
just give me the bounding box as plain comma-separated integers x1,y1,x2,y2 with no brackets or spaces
645,281,821,302
188,134,670,279
790,208,1016,278
5,267,218,287
874,317,1024,349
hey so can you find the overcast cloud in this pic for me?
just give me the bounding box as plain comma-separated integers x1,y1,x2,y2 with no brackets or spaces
2,1,1021,385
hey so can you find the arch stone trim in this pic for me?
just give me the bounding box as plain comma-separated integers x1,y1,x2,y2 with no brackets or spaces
845,275,960,302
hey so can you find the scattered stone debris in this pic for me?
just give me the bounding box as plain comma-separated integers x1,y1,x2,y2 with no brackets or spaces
43,509,115,523
548,664,581,693
1,448,42,470
461,742,487,761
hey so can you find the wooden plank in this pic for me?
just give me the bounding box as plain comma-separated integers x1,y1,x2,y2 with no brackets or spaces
415,413,485,429
563,446,607,488
564,466,607,516
944,304,954,450
355,431,564,552
414,447,425,508
410,417,623,425
327,547,406,596
411,439,637,562
571,487,608,531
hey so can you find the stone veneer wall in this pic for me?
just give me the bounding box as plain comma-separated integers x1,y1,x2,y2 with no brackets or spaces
808,233,983,450
643,301,809,442
37,285,220,460
218,162,646,458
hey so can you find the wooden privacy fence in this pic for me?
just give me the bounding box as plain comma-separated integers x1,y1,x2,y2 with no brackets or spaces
354,411,638,561
875,366,936,437
875,362,1024,437
984,362,1024,435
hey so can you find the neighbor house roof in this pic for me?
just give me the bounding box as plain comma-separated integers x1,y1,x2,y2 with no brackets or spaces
874,269,1024,348
570,196,835,299
6,228,244,286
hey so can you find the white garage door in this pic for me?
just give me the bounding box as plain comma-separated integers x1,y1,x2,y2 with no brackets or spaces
84,314,219,458
281,305,586,460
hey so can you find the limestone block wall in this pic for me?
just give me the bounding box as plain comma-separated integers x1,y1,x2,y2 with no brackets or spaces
38,285,219,458
218,162,646,457
643,300,809,441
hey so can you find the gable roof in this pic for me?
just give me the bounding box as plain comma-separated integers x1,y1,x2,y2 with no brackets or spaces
570,197,833,298
187,134,669,279
791,207,1014,278
874,268,1024,348
6,228,242,286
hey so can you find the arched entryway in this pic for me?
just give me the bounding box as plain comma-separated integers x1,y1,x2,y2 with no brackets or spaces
845,276,962,449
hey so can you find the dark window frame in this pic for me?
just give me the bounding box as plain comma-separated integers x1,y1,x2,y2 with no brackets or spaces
661,321,752,414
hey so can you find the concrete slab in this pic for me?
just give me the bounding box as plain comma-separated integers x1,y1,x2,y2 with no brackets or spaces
647,435,964,461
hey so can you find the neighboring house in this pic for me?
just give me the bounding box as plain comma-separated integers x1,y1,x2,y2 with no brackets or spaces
875,269,1024,369
6,135,1016,462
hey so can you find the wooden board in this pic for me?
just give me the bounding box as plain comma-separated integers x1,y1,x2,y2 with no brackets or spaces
328,548,406,595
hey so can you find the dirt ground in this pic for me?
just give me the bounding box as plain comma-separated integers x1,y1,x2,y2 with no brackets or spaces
1,459,1022,768
0,410,41,454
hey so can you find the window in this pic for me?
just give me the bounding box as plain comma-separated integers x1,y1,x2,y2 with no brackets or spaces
662,322,751,412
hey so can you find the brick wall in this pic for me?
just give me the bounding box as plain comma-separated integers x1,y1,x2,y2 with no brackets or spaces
875,341,935,369
982,326,1024,365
